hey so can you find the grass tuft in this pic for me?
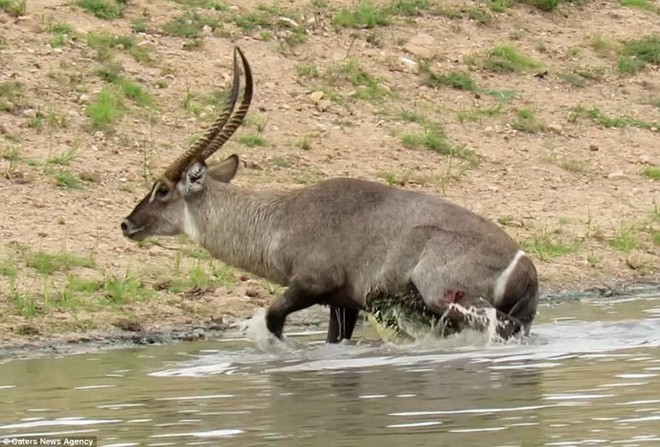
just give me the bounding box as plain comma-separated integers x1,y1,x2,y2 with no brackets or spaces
569,105,658,130
641,166,660,181
238,134,267,147
475,45,542,73
54,171,82,189
0,81,24,112
511,108,544,133
26,251,94,275
421,67,479,91
325,58,391,102
400,125,478,164
86,32,154,64
75,0,125,20
618,35,660,74
332,1,392,28
523,231,580,261
162,11,220,38
85,87,125,129
0,0,26,16
619,0,655,10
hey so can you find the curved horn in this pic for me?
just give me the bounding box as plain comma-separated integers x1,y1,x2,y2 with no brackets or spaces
197,45,253,161
162,47,242,182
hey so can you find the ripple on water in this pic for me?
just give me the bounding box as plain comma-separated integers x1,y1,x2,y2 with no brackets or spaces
1,294,660,446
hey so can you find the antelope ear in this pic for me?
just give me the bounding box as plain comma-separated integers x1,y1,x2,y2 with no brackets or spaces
182,161,208,195
208,154,239,183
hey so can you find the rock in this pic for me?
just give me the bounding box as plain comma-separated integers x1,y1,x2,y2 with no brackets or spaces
607,170,624,179
626,252,647,271
309,90,325,103
589,144,599,152
639,154,651,164
244,160,264,171
77,93,90,104
245,288,259,298
546,123,563,135
316,99,332,112
113,319,143,332
278,16,299,28
404,33,438,59
399,56,418,73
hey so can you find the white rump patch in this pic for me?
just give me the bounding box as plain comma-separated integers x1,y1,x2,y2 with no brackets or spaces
493,249,526,305
183,203,200,242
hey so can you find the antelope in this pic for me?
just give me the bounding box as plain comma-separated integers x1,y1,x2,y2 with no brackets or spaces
120,46,539,343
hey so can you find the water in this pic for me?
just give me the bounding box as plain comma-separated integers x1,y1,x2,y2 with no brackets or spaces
1,293,660,447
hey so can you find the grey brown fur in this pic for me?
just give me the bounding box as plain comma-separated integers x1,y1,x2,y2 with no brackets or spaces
121,47,539,343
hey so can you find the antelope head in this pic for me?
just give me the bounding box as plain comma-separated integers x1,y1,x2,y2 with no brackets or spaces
120,46,253,242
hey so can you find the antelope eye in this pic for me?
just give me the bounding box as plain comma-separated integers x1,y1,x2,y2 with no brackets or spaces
156,185,169,197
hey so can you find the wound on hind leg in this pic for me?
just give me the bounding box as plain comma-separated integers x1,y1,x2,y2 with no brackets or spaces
434,289,493,332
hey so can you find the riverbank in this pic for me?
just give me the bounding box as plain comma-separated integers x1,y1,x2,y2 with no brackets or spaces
0,0,658,356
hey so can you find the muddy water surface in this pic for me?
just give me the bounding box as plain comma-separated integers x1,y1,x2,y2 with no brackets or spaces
1,293,660,446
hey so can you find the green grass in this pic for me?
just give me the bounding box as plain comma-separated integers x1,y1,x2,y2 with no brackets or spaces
568,105,658,129
324,58,391,102
642,166,660,181
296,63,320,78
49,22,75,47
560,159,586,173
619,0,655,10
90,68,153,117
46,147,78,166
8,277,37,318
25,251,94,275
522,232,580,261
421,67,479,91
332,1,392,28
183,88,229,117
0,255,17,277
169,0,227,9
85,32,153,64
511,108,544,133
104,272,151,304
332,0,433,28
166,262,235,294
296,137,312,150
272,156,292,168
618,35,660,74
86,87,125,129
162,11,220,38
75,0,125,19
117,78,153,108
54,171,82,189
466,7,492,24
474,45,542,73
497,215,515,226
389,0,431,16
398,109,428,125
518,0,585,11
0,0,26,16
589,33,619,55
0,81,24,112
609,225,638,253
559,67,605,87
400,126,478,164
238,134,267,147
457,104,504,123
487,0,513,12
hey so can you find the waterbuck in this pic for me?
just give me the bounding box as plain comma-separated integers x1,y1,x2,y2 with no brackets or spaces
120,46,539,343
